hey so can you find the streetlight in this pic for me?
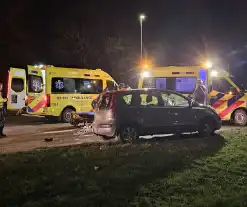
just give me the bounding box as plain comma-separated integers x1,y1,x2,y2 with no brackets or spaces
139,14,146,60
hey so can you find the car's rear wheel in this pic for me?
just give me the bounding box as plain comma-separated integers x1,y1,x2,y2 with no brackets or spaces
233,109,247,126
119,126,139,143
198,120,214,137
62,108,75,123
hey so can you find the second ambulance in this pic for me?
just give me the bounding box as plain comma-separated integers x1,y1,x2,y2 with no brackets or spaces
138,66,247,126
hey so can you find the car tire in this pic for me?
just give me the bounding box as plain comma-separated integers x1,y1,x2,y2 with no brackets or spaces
62,108,75,123
233,109,247,126
198,120,214,137
70,119,79,127
119,126,139,143
100,135,111,140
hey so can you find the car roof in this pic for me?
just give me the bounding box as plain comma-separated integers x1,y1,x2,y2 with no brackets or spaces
106,88,189,98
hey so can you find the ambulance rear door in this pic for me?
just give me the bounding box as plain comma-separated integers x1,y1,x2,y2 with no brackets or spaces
27,65,46,114
7,68,27,111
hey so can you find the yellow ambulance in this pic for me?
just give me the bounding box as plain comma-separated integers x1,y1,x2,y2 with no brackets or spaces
8,65,118,122
138,66,247,126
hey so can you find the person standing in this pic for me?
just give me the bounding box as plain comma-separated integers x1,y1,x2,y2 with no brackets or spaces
193,79,207,105
0,83,7,137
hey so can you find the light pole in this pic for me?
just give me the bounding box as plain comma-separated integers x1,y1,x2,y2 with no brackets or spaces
139,14,146,60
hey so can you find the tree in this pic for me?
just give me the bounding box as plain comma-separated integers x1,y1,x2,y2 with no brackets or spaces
52,24,104,68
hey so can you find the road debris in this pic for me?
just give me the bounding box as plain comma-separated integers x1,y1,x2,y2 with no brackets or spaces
74,122,93,136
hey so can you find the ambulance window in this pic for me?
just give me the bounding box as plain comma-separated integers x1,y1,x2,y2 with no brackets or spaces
51,78,76,93
107,80,118,91
143,77,155,88
79,79,103,94
28,75,43,93
212,77,231,93
175,77,196,93
11,78,24,92
64,78,76,92
156,78,167,89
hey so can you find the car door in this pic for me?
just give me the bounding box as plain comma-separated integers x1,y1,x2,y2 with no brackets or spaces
161,91,195,132
209,77,235,120
7,68,26,111
136,90,170,134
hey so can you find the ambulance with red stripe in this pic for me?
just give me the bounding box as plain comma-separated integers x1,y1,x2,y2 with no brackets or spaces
7,65,117,122
138,66,247,126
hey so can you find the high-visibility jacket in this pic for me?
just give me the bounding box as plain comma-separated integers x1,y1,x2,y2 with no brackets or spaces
0,95,7,121
0,95,7,109
140,94,158,105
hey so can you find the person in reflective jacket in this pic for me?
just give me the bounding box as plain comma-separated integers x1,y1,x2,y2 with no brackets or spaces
0,83,7,137
193,79,206,105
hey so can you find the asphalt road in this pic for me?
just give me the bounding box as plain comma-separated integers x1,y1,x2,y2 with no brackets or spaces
0,115,241,153
1,115,103,153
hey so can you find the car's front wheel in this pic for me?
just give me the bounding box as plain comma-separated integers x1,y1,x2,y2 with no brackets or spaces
119,126,139,143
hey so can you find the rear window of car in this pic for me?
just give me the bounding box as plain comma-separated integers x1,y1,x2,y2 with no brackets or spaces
142,77,196,94
99,94,113,109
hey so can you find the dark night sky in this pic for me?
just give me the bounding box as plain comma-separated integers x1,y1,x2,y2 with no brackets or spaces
1,0,247,85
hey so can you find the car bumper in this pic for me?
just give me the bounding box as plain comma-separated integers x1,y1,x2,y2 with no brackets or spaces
214,119,222,130
92,123,116,137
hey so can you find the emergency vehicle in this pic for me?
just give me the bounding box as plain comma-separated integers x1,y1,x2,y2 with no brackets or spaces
138,66,247,126
7,65,118,122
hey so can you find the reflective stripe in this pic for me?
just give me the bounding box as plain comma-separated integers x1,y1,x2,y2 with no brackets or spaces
210,91,246,119
219,101,245,118
210,93,225,105
227,93,244,107
77,112,95,115
32,99,46,112
212,100,226,109
28,95,46,112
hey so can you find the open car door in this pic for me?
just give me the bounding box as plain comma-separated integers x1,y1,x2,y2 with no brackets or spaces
26,65,46,114
7,68,26,111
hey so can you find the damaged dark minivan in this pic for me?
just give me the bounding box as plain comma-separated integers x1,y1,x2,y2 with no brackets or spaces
92,89,221,143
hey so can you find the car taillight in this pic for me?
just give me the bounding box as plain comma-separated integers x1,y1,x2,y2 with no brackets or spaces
45,94,50,107
7,71,10,99
109,95,116,116
25,96,28,106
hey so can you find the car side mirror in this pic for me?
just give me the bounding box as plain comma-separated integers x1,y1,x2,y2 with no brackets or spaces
189,99,198,107
189,100,193,108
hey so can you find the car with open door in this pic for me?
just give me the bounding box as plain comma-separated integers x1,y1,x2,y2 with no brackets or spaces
92,89,221,143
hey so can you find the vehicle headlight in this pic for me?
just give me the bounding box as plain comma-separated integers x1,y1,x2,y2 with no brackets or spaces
142,71,150,77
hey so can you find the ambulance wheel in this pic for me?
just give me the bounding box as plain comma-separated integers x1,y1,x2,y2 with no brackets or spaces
62,108,75,123
233,109,247,126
